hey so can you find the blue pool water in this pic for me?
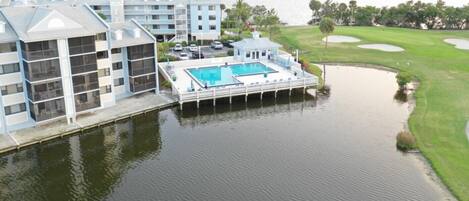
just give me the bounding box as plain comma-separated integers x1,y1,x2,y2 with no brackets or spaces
187,62,276,87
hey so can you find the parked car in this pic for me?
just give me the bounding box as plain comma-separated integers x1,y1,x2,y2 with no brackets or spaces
179,52,190,60
188,44,198,52
211,41,223,49
192,51,205,59
173,43,183,51
223,40,235,48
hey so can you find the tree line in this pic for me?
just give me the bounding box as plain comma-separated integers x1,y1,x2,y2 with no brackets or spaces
221,0,281,38
309,0,469,29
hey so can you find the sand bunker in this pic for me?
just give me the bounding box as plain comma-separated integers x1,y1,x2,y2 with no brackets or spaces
444,39,469,50
323,35,361,43
466,121,469,143
358,44,405,52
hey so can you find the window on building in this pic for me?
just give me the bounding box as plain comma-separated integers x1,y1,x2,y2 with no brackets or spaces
23,59,61,81
96,33,107,41
29,98,66,121
168,25,175,29
209,5,215,10
262,50,266,56
198,5,202,10
1,83,23,95
198,16,202,20
92,6,102,10
0,63,20,75
152,5,159,10
21,40,58,61
0,42,17,53
68,36,95,55
112,62,123,70
209,15,216,20
100,85,112,94
4,103,26,115
98,68,111,77
198,25,203,30
152,15,160,20
111,48,121,54
246,52,251,58
210,25,216,30
167,5,174,10
72,72,99,93
127,44,154,60
70,53,98,75
153,25,160,29
168,15,174,20
114,78,124,86
96,51,109,59
237,49,240,55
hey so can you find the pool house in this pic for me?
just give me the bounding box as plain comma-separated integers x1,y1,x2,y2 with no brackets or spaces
232,32,281,61
159,32,318,109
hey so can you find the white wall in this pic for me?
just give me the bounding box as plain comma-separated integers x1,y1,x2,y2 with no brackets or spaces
57,39,77,124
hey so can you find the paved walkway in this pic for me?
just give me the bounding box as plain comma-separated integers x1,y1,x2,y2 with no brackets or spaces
0,93,177,154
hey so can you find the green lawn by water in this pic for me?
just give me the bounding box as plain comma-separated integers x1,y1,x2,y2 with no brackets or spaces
272,26,469,200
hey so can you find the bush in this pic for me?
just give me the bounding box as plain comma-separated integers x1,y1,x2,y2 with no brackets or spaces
396,71,413,89
227,49,234,56
220,35,242,43
189,41,200,46
396,131,417,151
158,55,178,62
181,41,188,47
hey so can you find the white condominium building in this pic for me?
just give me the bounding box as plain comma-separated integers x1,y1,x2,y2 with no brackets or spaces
0,3,159,134
6,0,222,42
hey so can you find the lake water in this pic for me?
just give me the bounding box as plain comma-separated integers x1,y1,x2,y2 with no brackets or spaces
0,66,450,200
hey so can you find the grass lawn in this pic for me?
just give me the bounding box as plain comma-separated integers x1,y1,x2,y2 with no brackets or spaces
272,26,469,200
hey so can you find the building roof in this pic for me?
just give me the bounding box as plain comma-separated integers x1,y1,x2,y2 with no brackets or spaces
0,12,18,43
231,34,282,50
0,4,108,42
109,20,155,48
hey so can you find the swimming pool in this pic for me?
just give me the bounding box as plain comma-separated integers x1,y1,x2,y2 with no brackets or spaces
186,62,276,88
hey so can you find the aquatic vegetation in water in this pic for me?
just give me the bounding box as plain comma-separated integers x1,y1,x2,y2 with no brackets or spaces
396,131,417,152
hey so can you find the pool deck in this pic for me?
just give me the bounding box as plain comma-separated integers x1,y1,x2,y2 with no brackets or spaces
0,93,177,155
159,57,318,107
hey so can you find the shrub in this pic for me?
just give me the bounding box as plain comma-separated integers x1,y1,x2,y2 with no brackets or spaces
227,49,234,56
396,71,413,89
220,35,242,43
158,55,178,62
181,41,188,47
161,80,172,89
396,131,417,151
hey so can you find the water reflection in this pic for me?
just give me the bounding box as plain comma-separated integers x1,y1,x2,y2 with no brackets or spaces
0,114,162,201
394,88,408,103
176,91,316,127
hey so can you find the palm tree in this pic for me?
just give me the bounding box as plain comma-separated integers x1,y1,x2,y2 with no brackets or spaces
319,17,335,49
233,0,252,35
309,0,322,24
319,17,335,84
349,0,357,24
338,3,348,24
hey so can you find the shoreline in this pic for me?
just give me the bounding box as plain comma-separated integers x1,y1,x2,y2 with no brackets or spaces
0,93,178,156
318,63,456,201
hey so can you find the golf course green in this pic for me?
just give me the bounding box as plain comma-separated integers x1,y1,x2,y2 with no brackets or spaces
272,26,469,200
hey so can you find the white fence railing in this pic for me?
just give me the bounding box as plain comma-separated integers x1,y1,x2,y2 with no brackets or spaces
177,77,317,102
